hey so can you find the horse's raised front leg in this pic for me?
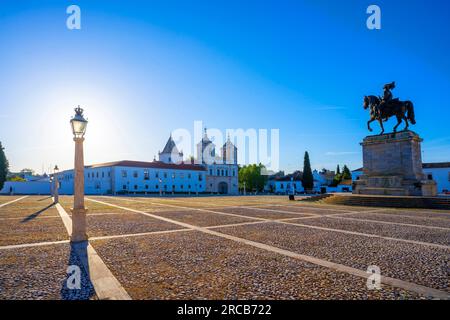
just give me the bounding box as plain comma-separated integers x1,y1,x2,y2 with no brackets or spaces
367,118,374,132
378,118,384,135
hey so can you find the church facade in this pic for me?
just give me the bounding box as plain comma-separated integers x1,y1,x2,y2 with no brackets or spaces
197,130,239,195
57,131,239,195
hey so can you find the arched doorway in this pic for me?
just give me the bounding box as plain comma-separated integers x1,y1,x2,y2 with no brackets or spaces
218,182,228,194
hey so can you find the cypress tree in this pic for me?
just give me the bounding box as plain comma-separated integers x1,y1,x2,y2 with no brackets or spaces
0,142,9,191
342,165,351,180
302,151,314,191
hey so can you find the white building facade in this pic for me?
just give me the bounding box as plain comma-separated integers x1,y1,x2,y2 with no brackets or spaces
57,133,239,195
422,162,450,194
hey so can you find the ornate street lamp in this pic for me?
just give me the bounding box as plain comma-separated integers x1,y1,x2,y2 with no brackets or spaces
53,165,59,204
70,106,88,242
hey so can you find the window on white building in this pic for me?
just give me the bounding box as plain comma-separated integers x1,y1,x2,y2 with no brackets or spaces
144,170,149,180
164,172,167,178
122,171,127,178
199,174,203,181
155,172,159,178
188,173,191,179
133,171,138,178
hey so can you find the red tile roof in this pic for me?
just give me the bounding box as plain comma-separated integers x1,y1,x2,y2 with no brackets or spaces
87,160,207,171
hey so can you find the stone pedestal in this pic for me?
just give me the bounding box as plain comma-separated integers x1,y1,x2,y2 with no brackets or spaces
353,131,437,196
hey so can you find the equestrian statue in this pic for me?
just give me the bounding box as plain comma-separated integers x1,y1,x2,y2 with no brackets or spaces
363,81,416,134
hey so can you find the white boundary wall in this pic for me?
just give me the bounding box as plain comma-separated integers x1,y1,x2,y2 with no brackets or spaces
0,181,51,195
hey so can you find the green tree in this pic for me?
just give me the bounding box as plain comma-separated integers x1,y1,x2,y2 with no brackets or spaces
238,163,268,192
342,165,351,180
302,151,314,191
336,164,341,175
8,176,25,182
0,142,9,191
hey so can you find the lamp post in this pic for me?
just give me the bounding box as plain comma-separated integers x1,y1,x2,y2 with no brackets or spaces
53,165,59,204
243,181,246,196
289,177,295,201
159,178,162,197
70,106,88,243
50,176,54,198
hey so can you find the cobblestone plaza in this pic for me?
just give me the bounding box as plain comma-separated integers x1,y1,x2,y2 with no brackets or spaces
0,195,448,300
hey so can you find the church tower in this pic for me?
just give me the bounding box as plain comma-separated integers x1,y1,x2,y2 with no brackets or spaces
196,128,215,164
159,134,183,164
221,134,237,164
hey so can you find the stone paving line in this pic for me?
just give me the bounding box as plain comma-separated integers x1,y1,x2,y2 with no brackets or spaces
343,211,450,221
242,206,383,218
326,215,450,231
103,197,449,250
54,203,131,300
242,206,450,231
0,239,71,250
0,211,132,221
111,197,293,210
87,197,450,300
0,196,29,208
0,217,297,251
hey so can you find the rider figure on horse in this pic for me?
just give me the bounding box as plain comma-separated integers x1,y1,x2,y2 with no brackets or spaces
378,81,396,120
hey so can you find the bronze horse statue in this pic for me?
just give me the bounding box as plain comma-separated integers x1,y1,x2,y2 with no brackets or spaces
363,95,416,134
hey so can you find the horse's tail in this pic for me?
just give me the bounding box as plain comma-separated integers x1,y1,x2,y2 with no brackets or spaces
406,101,416,124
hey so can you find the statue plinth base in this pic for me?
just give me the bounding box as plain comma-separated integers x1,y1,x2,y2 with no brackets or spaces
353,131,437,197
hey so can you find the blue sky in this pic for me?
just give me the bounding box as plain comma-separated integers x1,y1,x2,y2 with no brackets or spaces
1,0,449,174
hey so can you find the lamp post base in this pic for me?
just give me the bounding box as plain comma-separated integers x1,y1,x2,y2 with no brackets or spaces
70,207,88,242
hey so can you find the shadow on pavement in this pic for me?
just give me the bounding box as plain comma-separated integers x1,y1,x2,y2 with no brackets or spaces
20,203,55,223
60,241,96,300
